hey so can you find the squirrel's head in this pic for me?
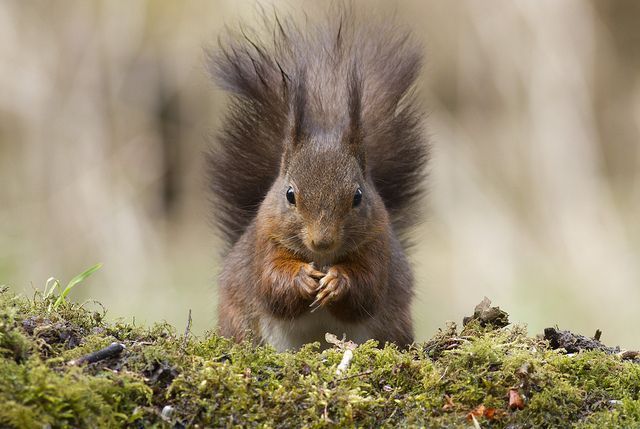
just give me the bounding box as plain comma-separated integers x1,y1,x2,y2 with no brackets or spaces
262,142,385,263
260,68,387,262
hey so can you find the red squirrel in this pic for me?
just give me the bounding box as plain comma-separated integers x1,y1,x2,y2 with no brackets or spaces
207,10,428,351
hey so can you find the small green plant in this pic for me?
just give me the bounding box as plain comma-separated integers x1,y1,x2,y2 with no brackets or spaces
43,263,102,311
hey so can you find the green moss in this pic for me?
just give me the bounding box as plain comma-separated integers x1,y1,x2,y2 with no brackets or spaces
0,288,638,428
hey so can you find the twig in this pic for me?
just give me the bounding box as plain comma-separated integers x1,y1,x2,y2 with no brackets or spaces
335,369,373,382
438,365,449,382
336,349,354,375
470,414,482,429
182,309,192,350
68,342,124,366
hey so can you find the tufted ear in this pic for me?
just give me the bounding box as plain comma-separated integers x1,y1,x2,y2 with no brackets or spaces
281,69,308,170
290,70,307,149
344,65,366,171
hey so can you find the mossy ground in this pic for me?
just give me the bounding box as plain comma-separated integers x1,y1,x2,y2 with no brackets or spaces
0,287,639,428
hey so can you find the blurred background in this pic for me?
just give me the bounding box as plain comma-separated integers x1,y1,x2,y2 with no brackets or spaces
1,1,639,347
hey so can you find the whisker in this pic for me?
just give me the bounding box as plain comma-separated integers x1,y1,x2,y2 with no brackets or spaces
359,302,374,319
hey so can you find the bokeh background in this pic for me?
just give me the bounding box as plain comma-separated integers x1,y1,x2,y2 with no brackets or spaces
1,1,639,347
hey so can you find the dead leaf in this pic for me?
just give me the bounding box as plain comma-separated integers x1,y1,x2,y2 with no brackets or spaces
516,362,533,379
325,333,357,351
508,388,524,410
484,407,496,420
466,404,505,423
466,404,485,421
620,350,639,360
463,297,509,328
442,394,455,411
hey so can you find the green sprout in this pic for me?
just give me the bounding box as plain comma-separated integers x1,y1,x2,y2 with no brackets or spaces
43,263,103,311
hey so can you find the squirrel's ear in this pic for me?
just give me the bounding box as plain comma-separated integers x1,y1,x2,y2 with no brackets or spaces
345,66,366,170
282,70,307,167
291,73,307,148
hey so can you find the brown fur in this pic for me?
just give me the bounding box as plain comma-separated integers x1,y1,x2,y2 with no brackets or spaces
209,8,428,349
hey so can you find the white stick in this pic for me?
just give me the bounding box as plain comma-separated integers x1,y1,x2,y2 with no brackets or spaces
336,349,354,375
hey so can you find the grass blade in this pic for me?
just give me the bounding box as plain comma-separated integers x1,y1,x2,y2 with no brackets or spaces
53,263,103,309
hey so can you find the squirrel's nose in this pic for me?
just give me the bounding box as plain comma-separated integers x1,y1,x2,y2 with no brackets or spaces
310,237,335,252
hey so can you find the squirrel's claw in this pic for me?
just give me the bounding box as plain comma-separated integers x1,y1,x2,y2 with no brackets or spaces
309,298,321,313
306,262,325,280
296,263,324,299
309,267,349,312
297,275,317,299
309,292,337,313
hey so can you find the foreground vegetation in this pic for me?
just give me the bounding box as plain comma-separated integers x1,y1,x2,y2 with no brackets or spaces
0,287,639,428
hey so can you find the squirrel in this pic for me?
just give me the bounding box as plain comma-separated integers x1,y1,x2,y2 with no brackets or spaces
207,9,428,351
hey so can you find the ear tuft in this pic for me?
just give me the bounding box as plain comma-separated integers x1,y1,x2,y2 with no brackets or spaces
345,64,366,170
291,70,307,146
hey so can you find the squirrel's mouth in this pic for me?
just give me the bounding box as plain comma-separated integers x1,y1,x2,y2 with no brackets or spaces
304,235,340,254
305,243,338,256
303,240,341,263
309,241,335,253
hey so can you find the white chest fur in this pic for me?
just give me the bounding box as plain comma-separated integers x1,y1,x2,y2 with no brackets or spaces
259,309,373,352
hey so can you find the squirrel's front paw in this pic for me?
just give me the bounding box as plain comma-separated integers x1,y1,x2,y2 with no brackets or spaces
295,263,325,300
309,266,350,312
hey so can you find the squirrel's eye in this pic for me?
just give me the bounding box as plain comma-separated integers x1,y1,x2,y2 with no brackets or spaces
353,188,363,207
286,186,296,205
